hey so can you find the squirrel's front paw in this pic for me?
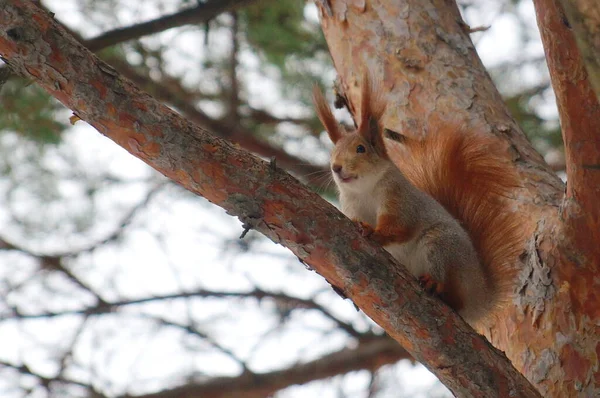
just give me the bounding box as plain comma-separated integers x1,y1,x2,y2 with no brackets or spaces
356,221,374,237
419,274,445,296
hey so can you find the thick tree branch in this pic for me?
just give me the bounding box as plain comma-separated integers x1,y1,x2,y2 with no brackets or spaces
104,56,329,187
556,0,600,101
6,2,329,187
532,0,600,264
0,2,541,397
84,0,259,52
120,337,409,398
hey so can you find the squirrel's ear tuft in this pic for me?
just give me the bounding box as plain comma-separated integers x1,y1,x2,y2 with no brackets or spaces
313,84,343,143
357,73,388,157
364,117,387,157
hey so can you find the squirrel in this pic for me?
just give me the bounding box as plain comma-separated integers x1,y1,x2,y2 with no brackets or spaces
312,75,523,326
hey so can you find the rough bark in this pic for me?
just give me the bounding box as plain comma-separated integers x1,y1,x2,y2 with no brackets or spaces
0,1,541,397
314,0,599,396
105,56,328,187
556,0,600,101
66,8,330,187
530,0,600,395
0,1,328,187
533,0,600,266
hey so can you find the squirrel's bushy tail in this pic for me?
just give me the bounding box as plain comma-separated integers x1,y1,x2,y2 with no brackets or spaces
388,124,524,318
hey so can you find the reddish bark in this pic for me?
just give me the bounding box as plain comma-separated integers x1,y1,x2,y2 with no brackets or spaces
0,1,540,396
58,10,330,188
556,0,600,100
530,0,600,395
314,0,599,396
532,0,600,268
106,55,328,187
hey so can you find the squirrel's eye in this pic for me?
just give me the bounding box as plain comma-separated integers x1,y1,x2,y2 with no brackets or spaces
356,145,366,153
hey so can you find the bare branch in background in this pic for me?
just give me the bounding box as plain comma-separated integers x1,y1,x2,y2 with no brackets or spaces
7,288,365,339
228,12,240,124
0,359,98,395
85,0,260,52
0,1,329,187
120,337,410,398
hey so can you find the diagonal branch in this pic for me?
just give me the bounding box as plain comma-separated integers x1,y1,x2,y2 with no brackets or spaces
84,0,259,52
102,56,328,187
0,2,541,396
4,2,328,187
120,337,410,398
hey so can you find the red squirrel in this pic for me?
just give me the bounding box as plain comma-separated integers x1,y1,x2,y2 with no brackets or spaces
313,76,522,325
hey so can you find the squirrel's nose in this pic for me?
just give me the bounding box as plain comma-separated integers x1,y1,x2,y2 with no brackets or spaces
332,164,342,174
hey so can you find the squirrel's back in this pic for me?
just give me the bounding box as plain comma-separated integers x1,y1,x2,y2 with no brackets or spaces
387,124,524,323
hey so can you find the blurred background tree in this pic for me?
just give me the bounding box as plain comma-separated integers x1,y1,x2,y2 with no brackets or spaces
0,0,563,397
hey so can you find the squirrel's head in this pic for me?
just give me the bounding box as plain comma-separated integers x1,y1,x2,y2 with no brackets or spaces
312,78,390,190
328,125,390,189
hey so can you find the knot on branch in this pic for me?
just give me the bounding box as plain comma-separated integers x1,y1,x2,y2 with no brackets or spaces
5,26,37,42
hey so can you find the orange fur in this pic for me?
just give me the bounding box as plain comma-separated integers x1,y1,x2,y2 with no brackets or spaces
387,127,525,311
357,73,387,157
372,214,415,246
313,85,343,143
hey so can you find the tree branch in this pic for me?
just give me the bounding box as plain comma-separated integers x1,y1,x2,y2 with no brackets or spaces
84,0,259,52
0,235,107,305
531,0,600,264
0,2,541,396
11,288,365,339
0,359,95,394
556,0,600,101
120,337,410,398
3,3,329,187
227,12,240,123
104,55,329,187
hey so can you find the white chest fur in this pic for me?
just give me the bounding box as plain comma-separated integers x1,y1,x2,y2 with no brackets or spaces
338,187,426,278
339,188,379,226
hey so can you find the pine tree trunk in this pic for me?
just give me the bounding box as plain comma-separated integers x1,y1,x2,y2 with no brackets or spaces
315,0,599,396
